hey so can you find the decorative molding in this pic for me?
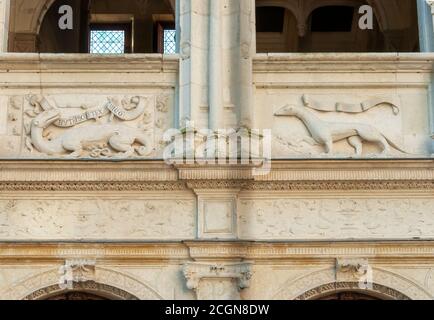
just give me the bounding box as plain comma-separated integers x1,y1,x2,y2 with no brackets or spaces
1,266,163,300
274,267,433,300
5,242,434,262
0,181,187,192
0,243,190,260
295,282,410,300
243,181,434,191
253,53,434,73
24,281,139,300
183,241,434,261
1,180,432,192
0,161,179,182
0,54,180,73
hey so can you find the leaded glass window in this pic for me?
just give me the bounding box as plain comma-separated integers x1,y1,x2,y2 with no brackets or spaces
163,29,176,54
90,30,126,54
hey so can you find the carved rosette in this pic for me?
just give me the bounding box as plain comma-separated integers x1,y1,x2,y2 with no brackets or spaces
183,262,253,300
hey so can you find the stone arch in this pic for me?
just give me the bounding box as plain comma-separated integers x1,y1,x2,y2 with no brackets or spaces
0,267,164,300
295,282,410,300
23,281,139,300
272,267,433,300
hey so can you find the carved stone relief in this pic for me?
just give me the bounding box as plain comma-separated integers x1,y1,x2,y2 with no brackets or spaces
0,93,173,159
238,198,434,240
268,93,432,158
335,258,370,282
0,198,195,240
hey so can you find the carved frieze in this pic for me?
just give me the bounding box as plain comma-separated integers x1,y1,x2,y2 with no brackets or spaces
0,198,195,240
238,198,434,240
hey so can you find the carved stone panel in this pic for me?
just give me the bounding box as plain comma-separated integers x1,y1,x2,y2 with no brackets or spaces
0,198,195,241
255,91,432,158
0,92,174,160
196,190,239,240
238,197,434,240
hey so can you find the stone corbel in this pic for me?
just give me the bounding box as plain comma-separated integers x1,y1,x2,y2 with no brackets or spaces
335,258,370,282
183,262,253,300
59,259,96,289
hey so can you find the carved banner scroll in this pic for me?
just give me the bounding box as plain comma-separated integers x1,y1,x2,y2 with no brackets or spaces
302,94,401,115
27,95,146,128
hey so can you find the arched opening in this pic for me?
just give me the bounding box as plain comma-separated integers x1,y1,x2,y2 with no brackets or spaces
317,292,380,300
13,0,176,54
295,282,411,301
256,0,420,53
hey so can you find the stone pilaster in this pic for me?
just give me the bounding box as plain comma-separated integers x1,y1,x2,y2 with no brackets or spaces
0,0,10,52
183,262,252,300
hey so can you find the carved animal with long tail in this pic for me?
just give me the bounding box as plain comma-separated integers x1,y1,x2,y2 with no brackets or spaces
275,105,410,156
31,108,153,158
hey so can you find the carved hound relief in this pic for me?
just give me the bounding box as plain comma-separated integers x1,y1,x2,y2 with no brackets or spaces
275,96,409,156
24,95,154,158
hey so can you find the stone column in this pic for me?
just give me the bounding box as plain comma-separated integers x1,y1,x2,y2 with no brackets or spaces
183,262,252,300
0,0,10,52
238,0,255,129
177,0,255,131
423,1,434,153
178,0,210,128
208,0,223,131
419,0,434,51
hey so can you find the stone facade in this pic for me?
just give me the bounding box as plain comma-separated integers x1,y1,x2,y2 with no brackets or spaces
0,0,433,300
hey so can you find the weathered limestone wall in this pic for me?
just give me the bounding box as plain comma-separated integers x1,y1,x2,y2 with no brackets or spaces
0,0,433,301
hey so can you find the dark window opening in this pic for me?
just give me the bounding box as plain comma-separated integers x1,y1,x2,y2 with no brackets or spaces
155,21,176,54
311,6,355,32
35,0,175,54
256,6,285,33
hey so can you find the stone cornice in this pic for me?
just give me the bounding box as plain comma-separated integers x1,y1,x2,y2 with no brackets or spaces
3,242,434,262
0,160,432,191
0,53,180,73
253,53,434,73
254,160,434,182
0,161,179,182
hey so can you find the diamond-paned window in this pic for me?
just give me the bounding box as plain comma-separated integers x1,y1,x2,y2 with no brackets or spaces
90,30,125,54
163,29,176,54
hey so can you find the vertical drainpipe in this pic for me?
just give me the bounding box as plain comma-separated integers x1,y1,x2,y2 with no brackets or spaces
417,0,434,153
